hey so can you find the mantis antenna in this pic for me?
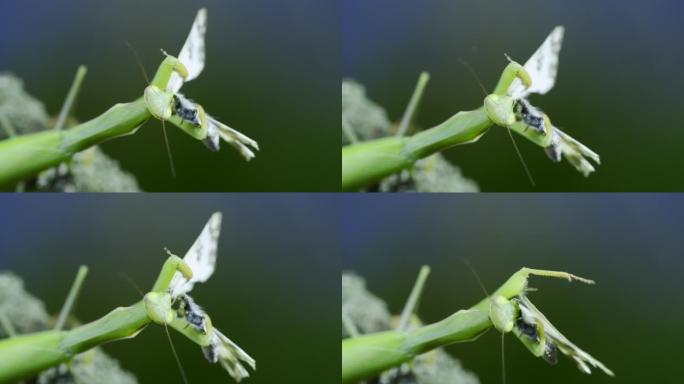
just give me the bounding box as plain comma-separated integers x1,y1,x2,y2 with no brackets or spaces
462,259,509,384
125,42,177,178
459,59,536,187
164,323,189,384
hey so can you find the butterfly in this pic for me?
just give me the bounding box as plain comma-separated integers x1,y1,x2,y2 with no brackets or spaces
166,212,256,382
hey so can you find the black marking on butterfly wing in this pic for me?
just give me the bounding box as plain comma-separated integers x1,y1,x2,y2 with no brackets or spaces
515,314,540,342
173,294,209,334
184,295,208,334
202,344,219,363
544,144,562,162
543,342,559,365
202,126,220,152
514,99,546,134
173,94,202,126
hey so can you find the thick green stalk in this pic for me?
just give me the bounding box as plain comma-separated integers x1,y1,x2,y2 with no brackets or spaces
0,302,149,383
341,107,492,191
0,99,150,186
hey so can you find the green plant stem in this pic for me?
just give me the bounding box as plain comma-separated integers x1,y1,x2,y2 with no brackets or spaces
0,98,150,187
0,302,149,383
55,65,88,131
341,107,492,191
55,266,89,331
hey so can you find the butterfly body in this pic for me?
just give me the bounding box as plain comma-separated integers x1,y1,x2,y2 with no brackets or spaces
174,94,202,127
173,293,210,335
514,99,547,135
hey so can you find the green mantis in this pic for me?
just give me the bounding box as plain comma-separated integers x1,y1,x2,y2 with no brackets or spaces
0,8,257,187
342,26,600,191
0,212,254,383
341,267,613,383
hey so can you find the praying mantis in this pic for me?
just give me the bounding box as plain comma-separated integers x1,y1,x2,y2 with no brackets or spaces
0,212,255,383
0,8,257,187
342,26,600,191
341,266,613,383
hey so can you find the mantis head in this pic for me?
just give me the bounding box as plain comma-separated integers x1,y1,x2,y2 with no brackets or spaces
144,291,174,325
144,85,174,121
484,94,516,127
488,295,517,333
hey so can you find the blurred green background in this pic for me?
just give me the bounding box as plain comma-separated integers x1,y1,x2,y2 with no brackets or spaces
342,194,683,383
343,0,684,191
0,0,338,191
0,194,339,382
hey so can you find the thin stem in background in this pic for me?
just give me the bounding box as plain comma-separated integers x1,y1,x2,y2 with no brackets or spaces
55,66,88,131
397,265,430,331
55,266,89,331
397,72,430,137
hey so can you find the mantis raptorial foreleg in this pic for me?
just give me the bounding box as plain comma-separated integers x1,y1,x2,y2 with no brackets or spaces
484,61,554,148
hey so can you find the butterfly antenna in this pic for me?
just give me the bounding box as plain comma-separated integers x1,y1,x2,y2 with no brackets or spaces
125,41,150,84
458,59,488,97
161,119,177,178
505,126,536,187
164,323,189,384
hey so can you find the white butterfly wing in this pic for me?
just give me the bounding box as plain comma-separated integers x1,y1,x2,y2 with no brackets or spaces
508,26,564,99
169,211,221,297
167,8,208,93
